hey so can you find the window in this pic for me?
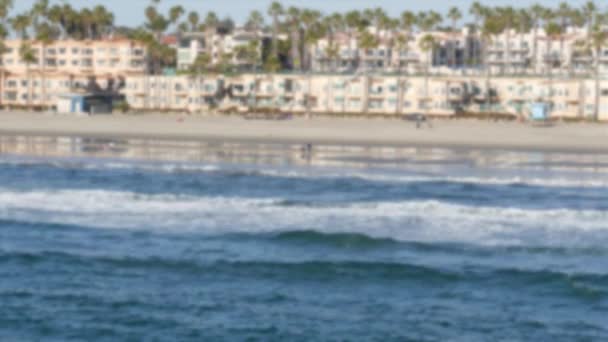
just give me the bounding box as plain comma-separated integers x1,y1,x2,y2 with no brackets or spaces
58,48,66,54
72,48,79,54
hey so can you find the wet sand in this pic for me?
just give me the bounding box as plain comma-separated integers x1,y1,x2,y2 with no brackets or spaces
0,112,607,153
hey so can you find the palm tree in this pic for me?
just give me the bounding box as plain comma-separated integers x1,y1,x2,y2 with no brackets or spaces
0,0,13,108
187,12,199,32
544,21,563,109
470,2,487,67
556,2,572,74
30,0,49,29
497,6,516,75
286,7,301,71
515,9,532,74
324,13,344,72
416,11,442,72
35,22,58,110
19,43,37,110
246,10,264,31
418,34,436,116
481,16,503,112
169,6,184,27
11,14,31,39
0,0,13,22
582,1,597,38
91,5,114,38
393,33,409,114
300,9,323,71
358,29,379,72
448,7,462,69
399,11,416,74
530,4,545,74
268,2,284,62
299,9,324,115
344,10,364,70
589,25,608,120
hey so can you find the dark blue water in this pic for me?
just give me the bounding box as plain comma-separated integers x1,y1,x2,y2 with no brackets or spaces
1,152,608,341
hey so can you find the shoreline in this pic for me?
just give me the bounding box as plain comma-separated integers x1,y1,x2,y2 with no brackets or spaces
1,112,608,154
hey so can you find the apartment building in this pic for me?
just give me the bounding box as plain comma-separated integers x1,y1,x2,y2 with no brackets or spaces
122,73,608,120
0,38,147,109
309,26,608,78
176,27,269,71
311,28,480,74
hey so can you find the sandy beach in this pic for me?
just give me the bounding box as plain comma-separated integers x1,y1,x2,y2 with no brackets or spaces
0,112,607,153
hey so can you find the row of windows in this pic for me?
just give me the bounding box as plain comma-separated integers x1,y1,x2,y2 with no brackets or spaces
5,47,144,55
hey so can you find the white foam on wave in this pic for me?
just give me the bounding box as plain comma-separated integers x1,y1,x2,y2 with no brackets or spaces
1,188,607,248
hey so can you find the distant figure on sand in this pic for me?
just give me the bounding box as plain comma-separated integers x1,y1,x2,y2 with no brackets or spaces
301,143,313,161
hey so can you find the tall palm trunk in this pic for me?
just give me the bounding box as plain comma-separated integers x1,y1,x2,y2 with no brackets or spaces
41,44,46,110
484,39,491,112
594,47,600,121
546,37,553,106
26,63,32,110
578,78,585,119
396,72,403,115
272,14,279,58
532,25,538,75
363,75,369,114
291,26,300,71
505,28,511,75
425,57,430,116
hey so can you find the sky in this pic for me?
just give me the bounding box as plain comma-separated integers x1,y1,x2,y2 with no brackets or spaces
13,0,602,27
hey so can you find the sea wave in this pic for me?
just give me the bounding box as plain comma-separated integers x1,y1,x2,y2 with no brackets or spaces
1,249,607,299
1,188,607,248
2,156,608,189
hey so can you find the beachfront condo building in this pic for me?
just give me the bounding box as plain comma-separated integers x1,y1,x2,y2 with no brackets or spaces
0,38,147,109
310,26,608,77
123,74,608,121
311,27,480,74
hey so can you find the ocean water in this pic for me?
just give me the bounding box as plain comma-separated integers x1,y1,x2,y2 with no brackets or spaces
1,137,608,341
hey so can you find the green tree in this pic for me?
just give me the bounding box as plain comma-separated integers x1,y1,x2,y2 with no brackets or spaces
418,34,436,115
286,7,301,71
19,43,37,109
447,7,462,68
187,11,199,32
530,4,546,74
268,2,284,60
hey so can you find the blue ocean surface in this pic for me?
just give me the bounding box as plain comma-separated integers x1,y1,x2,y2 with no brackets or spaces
1,139,608,341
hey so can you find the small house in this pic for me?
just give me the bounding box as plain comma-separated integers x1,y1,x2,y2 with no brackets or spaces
56,93,123,115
